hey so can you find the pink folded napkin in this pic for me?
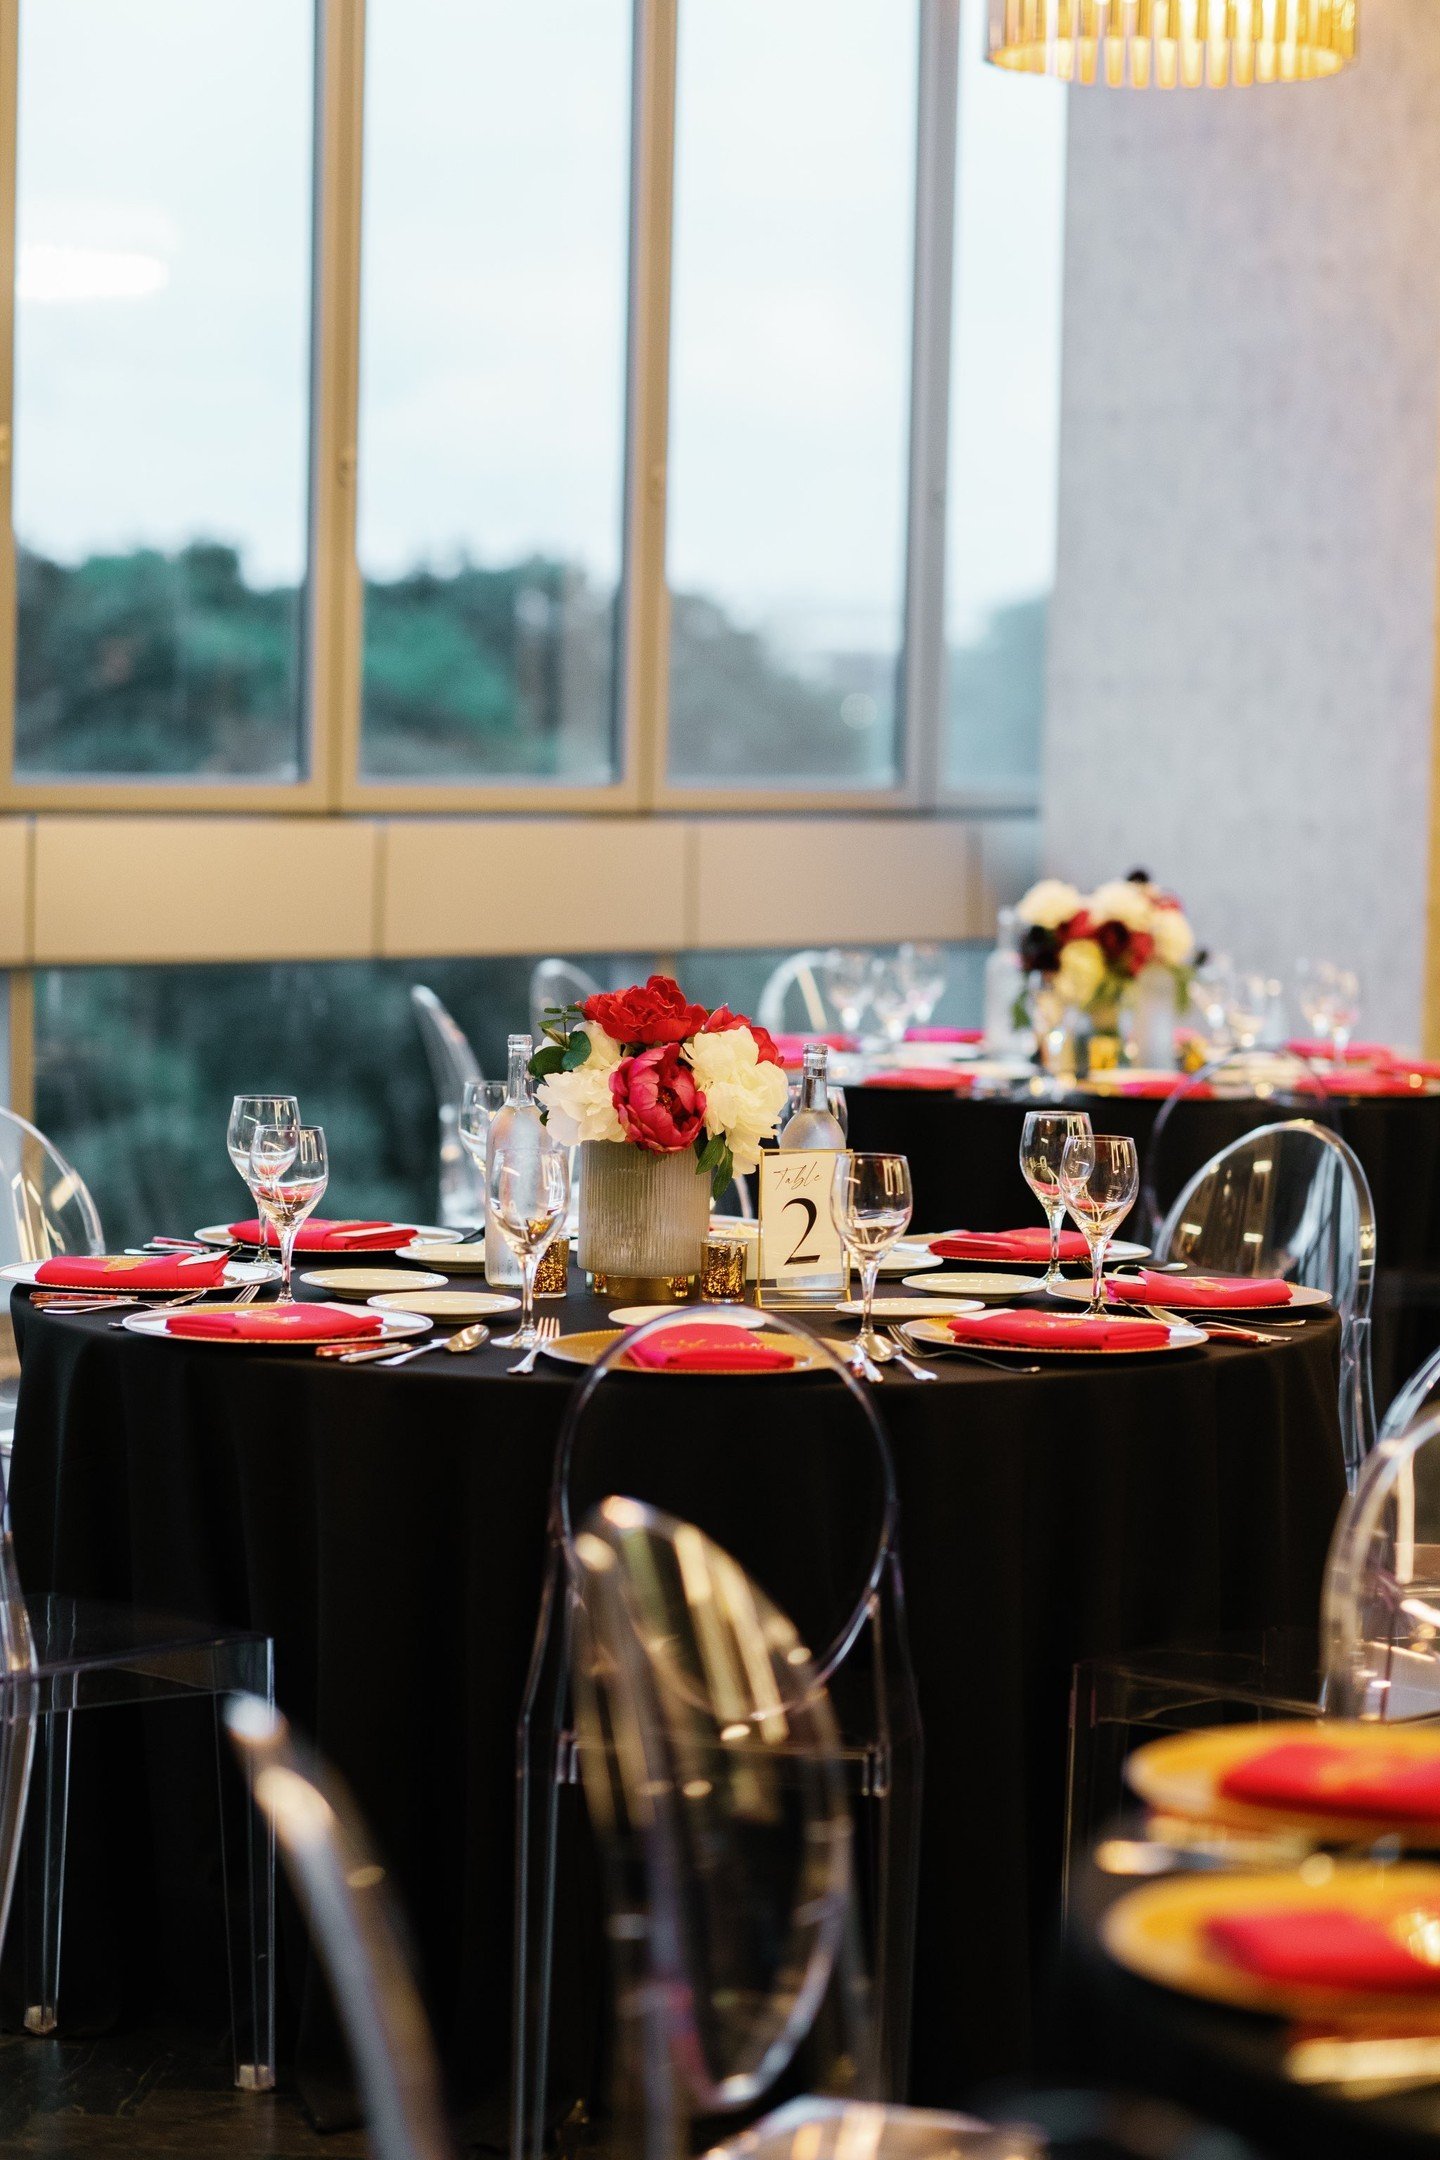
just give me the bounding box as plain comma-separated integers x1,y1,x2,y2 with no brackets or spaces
946,1309,1170,1351
1206,1907,1440,1993
903,1027,982,1044
930,1228,1089,1264
1220,1738,1440,1824
35,1253,229,1291
772,1034,858,1068
1286,1038,1390,1064
864,1070,974,1092
625,1324,796,1373
1315,1071,1429,1098
166,1305,387,1342
227,1218,418,1252
1107,1270,1293,1309
1112,1076,1190,1099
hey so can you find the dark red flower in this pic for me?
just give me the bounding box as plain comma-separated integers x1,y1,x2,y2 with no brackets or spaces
610,1045,708,1153
700,1005,784,1068
582,974,710,1048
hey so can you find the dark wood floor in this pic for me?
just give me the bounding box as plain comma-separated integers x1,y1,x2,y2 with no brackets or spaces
0,2027,370,2158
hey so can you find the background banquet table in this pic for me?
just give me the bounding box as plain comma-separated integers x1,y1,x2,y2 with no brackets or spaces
7,1278,1345,2128
846,1080,1440,1410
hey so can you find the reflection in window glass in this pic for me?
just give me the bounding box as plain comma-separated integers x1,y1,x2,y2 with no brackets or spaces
358,0,631,782
666,0,916,787
944,0,1066,791
13,0,312,779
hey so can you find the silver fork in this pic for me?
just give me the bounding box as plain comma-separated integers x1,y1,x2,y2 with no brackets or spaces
895,1323,1042,1376
509,1314,560,1374
1144,1302,1293,1345
883,1326,937,1382
108,1281,265,1328
330,1320,491,1367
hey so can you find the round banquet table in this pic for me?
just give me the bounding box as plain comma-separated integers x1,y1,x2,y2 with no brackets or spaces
6,1273,1346,2131
846,1080,1440,1410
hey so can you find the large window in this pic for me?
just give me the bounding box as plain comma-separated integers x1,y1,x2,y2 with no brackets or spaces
13,0,313,780
357,0,631,783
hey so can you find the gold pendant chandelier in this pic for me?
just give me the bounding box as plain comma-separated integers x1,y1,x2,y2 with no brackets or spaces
987,0,1358,87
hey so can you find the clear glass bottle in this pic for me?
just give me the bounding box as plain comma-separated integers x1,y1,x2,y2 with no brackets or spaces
983,906,1025,1051
485,1033,538,1287
776,1043,846,1302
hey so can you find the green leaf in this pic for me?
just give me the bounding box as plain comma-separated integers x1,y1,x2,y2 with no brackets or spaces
561,1029,591,1071
708,1143,734,1201
529,1045,566,1079
695,1132,725,1175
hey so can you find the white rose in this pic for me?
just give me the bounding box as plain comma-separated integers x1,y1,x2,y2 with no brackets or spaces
536,1026,625,1145
1055,936,1107,1009
1017,879,1084,931
1151,907,1195,969
1086,879,1155,932
685,1027,791,1176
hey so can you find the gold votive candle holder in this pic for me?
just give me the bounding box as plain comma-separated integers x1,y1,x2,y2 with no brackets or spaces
700,1237,748,1302
534,1237,570,1299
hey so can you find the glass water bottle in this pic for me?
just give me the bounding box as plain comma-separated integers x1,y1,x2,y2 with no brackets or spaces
485,1034,538,1288
776,1044,846,1302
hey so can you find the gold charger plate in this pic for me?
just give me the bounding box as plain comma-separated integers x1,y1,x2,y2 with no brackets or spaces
1101,1864,1440,2024
1128,1721,1440,1844
541,1326,828,1375
905,1312,1206,1357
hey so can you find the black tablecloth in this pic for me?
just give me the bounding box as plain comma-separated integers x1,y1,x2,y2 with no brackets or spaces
8,1280,1347,2128
846,1084,1440,1408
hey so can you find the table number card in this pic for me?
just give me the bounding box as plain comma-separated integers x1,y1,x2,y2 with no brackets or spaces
758,1148,850,1304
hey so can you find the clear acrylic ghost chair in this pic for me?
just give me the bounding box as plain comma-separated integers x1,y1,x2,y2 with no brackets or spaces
529,958,603,1044
0,1108,105,1500
756,952,834,1035
410,985,485,1231
1378,1342,1440,1445
1320,1405,1440,1721
570,1499,1035,2160
1138,1049,1333,1245
0,1519,275,2086
1157,1118,1377,1485
512,1310,923,2160
227,1698,457,2160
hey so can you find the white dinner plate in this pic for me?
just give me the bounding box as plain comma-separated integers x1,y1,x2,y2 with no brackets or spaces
1046,1275,1331,1313
398,1239,493,1274
901,1270,1048,1300
369,1289,519,1320
195,1221,448,1255
878,1244,944,1276
905,1311,1207,1357
121,1302,433,1346
4,1256,272,1290
833,1296,986,1322
609,1304,768,1327
301,1267,447,1299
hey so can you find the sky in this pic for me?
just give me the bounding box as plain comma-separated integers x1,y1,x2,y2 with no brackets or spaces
12,0,1066,658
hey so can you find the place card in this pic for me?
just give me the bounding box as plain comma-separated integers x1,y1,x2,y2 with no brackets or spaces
758,1148,849,1305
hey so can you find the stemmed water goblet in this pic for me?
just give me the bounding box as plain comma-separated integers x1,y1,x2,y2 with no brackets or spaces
459,1079,508,1240
829,1151,913,1374
897,941,947,1029
1020,1109,1093,1291
227,1094,299,1277
1059,1132,1139,1318
248,1123,328,1303
1224,971,1270,1052
1325,968,1361,1061
824,949,876,1038
867,958,912,1051
489,1125,570,1350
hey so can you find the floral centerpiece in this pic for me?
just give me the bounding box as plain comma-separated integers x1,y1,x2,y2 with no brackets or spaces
1015,870,1199,1071
530,974,791,1292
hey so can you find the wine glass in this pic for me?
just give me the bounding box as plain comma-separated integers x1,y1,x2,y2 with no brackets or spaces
824,949,876,1036
829,1152,913,1373
1224,972,1270,1052
227,1095,299,1276
1059,1132,1139,1318
459,1079,508,1239
1020,1110,1094,1291
1294,958,1336,1053
249,1123,328,1303
868,958,912,1051
898,941,947,1028
1189,956,1232,1052
489,1125,570,1350
1326,968,1361,1061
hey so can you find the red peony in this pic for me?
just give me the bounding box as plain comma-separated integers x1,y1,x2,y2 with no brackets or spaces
700,1005,784,1068
610,1045,708,1153
583,974,710,1048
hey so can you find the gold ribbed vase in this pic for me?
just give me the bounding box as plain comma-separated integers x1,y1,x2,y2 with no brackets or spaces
987,0,1357,86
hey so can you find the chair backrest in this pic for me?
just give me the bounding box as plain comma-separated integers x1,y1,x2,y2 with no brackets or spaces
1158,1117,1377,1483
409,987,484,1230
570,1496,874,2160
529,958,603,1045
1381,1344,1440,1445
1140,1049,1334,1243
1321,1406,1440,1721
226,1697,458,2160
0,1528,37,1964
0,1107,104,1264
757,952,834,1035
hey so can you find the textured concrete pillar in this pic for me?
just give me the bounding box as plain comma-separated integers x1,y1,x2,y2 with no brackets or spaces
1044,0,1440,1043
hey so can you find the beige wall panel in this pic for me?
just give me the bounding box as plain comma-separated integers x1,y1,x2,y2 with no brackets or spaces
0,820,29,964
974,815,1040,926
380,819,690,957
691,819,984,948
33,818,379,964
